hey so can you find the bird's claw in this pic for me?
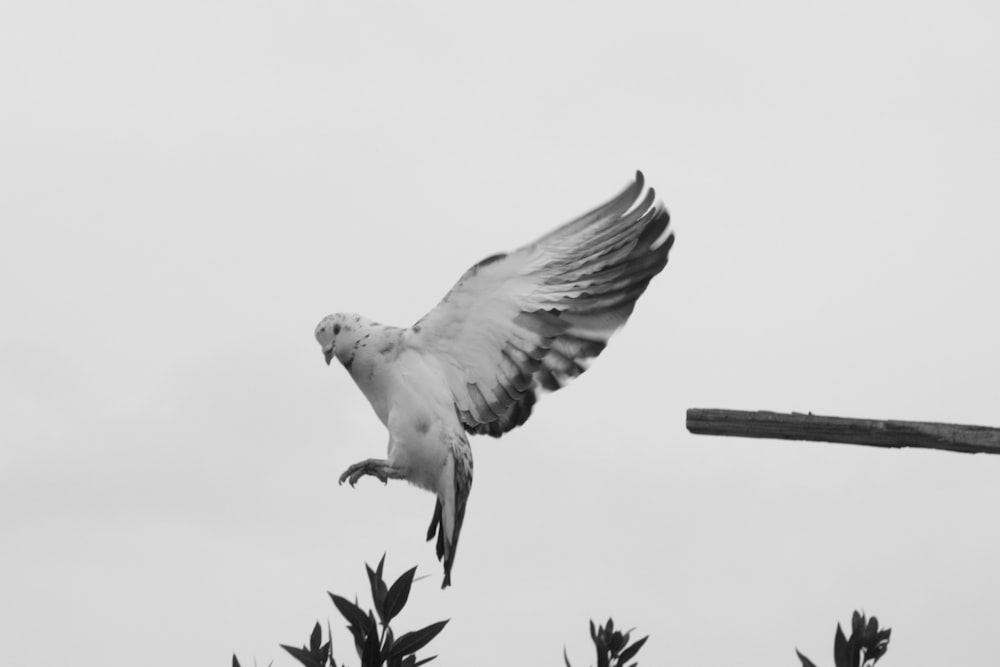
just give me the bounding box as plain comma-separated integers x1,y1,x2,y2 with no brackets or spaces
338,461,389,487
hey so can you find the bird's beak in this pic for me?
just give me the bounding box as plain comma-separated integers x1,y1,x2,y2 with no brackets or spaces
324,348,334,365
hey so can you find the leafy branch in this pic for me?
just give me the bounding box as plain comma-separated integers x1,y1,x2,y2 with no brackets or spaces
234,555,447,667
797,611,891,667
564,618,648,667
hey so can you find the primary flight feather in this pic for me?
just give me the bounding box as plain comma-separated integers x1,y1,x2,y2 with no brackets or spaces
315,171,674,587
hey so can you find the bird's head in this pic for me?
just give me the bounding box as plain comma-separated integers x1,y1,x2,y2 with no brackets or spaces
315,313,348,366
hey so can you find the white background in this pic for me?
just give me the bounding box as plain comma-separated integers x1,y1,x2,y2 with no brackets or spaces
2,1,999,665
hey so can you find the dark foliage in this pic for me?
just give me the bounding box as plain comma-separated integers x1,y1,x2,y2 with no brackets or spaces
234,555,446,667
563,618,648,667
796,611,891,667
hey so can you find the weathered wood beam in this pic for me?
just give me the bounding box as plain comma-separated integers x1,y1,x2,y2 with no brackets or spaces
686,408,1000,455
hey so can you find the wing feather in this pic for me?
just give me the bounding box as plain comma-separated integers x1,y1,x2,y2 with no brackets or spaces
408,171,674,437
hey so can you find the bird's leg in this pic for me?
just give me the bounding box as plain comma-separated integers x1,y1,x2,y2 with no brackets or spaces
338,458,404,487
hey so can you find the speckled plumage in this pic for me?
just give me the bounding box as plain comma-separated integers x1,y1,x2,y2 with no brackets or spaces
315,171,674,587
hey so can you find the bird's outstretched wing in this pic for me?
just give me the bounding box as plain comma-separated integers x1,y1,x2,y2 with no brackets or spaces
408,171,675,437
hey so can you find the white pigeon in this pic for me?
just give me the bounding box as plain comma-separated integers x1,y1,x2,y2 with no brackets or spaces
315,171,674,587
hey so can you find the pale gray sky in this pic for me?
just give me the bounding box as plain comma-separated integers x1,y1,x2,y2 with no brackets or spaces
2,1,999,665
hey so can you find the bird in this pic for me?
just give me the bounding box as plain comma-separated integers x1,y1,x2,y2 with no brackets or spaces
315,171,674,587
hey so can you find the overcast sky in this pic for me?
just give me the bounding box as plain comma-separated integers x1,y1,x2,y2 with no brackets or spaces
2,1,999,665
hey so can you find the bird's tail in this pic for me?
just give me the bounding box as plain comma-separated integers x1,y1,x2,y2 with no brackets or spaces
426,433,472,588
425,500,450,586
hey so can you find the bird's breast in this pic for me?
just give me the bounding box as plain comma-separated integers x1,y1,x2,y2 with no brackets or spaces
349,345,457,429
382,350,463,492
345,349,396,426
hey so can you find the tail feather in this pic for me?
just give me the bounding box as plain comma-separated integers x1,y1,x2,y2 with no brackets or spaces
426,434,473,588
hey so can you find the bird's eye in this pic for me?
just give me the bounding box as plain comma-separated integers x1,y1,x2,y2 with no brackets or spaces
333,324,341,335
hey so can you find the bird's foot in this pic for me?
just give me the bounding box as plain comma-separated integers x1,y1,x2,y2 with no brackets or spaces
339,458,397,487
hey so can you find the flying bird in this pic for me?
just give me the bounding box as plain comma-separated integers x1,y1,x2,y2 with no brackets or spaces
315,171,674,587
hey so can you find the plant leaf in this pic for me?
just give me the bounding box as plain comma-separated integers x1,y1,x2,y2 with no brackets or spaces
594,630,609,667
617,635,648,664
232,656,241,667
384,567,418,623
381,627,396,662
386,620,449,659
366,563,387,625
375,551,389,623
361,626,381,667
796,649,819,667
609,631,626,655
327,619,336,667
281,645,324,667
834,624,850,667
329,593,375,637
310,622,323,655
348,622,366,659
376,553,386,581
413,656,436,666
564,646,573,667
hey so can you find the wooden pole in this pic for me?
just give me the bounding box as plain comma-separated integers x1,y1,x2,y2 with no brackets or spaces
686,409,1000,455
